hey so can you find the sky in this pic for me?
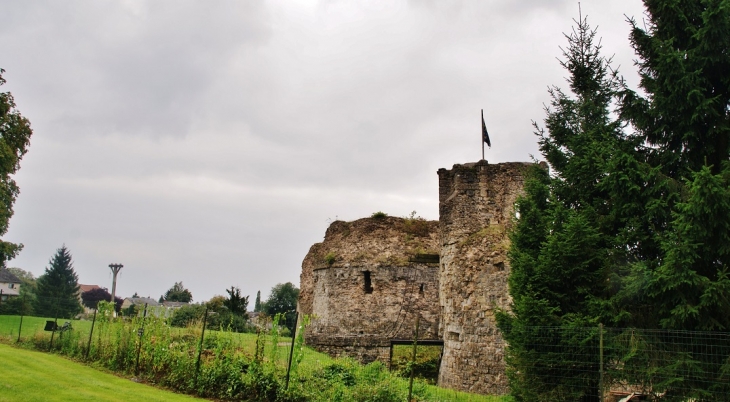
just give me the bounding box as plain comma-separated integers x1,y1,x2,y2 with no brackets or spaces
0,0,647,304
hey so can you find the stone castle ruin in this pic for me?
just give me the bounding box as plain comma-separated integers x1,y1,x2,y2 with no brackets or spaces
298,215,441,363
298,160,534,395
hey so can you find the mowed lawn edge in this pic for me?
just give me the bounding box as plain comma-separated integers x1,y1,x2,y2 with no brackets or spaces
0,344,205,402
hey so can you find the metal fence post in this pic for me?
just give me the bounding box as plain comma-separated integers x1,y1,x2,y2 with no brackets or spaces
85,308,98,360
16,294,26,343
135,303,148,376
49,302,59,351
599,323,604,402
408,314,420,402
195,305,209,383
285,312,299,390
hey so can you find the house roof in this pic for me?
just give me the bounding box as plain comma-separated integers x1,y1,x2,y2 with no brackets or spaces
125,297,160,306
161,301,188,308
79,284,103,293
0,269,21,284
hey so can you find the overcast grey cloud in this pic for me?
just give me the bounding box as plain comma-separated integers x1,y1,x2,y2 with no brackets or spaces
1,0,646,302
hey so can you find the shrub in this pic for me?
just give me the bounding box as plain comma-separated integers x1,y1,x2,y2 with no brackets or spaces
371,211,387,219
324,252,336,266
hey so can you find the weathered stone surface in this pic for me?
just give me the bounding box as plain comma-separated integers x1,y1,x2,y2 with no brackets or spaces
437,160,532,394
297,160,536,395
299,216,441,364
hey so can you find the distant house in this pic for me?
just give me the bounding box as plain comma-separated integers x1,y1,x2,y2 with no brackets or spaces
79,284,102,294
161,301,188,309
0,269,21,301
121,297,160,310
78,284,105,313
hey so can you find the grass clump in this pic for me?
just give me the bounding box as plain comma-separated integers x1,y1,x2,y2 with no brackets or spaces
324,252,337,266
371,211,388,219
403,211,431,238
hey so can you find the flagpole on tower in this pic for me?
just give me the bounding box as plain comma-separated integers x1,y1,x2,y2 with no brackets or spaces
481,109,491,161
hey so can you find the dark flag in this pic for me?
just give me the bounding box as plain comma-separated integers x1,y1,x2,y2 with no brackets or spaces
481,109,491,148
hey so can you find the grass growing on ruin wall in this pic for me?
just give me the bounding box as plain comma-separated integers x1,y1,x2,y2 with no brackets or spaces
0,310,511,402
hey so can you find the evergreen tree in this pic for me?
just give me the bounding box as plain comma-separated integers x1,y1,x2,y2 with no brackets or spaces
0,69,33,267
498,2,730,399
616,0,730,332
34,246,82,318
254,290,261,312
496,14,631,401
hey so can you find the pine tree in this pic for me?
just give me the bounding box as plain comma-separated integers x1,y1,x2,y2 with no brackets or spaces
617,0,730,332
34,246,82,318
496,13,639,401
498,2,730,399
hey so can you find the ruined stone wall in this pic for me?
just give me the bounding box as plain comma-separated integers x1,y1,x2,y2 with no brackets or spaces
299,216,441,364
437,160,532,394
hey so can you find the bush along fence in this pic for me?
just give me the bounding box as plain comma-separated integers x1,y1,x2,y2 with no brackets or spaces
0,298,498,402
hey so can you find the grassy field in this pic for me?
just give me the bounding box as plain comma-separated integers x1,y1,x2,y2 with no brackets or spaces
0,343,204,402
0,314,511,401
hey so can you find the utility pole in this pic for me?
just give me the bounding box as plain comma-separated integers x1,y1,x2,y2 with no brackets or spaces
108,263,123,308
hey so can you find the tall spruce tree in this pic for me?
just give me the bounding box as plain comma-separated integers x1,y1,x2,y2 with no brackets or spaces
495,14,631,401
34,246,82,318
617,0,730,332
498,1,730,400
611,2,730,397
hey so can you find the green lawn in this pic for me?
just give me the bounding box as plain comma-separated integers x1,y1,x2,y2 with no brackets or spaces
0,343,206,401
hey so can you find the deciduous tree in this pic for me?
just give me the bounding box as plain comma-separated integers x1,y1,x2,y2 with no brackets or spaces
160,281,192,303
264,282,299,332
0,70,32,267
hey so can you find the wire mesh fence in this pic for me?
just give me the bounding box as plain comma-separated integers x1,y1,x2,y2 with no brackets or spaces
1,297,728,401
500,325,730,401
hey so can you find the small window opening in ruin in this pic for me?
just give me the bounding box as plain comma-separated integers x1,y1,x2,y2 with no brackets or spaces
419,283,424,294
363,271,373,294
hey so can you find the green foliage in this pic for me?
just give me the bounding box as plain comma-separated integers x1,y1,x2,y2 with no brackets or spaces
0,70,32,267
223,286,249,319
612,0,730,333
324,251,336,266
263,282,300,333
160,281,193,303
81,287,122,310
370,211,387,219
403,211,431,237
254,290,262,312
169,303,206,328
500,3,730,400
1,312,504,402
33,246,82,319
